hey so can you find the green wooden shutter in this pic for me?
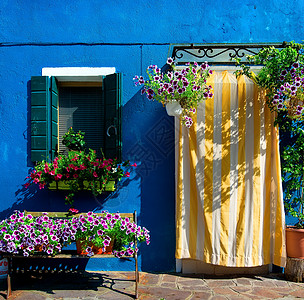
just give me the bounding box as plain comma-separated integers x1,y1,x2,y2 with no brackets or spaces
50,77,59,159
103,73,122,161
31,76,58,162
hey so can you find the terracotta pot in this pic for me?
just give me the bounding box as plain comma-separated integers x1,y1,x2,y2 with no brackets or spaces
76,239,113,255
34,245,43,252
286,226,304,258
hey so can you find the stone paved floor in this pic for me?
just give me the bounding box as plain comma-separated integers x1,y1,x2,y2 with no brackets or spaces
0,271,303,299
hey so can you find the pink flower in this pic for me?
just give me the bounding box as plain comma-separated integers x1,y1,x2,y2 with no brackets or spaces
24,182,30,188
55,174,62,180
125,172,130,177
69,208,79,214
73,174,79,179
131,163,137,167
93,172,98,178
50,170,55,176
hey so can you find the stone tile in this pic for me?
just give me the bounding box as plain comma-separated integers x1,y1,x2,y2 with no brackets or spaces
251,279,277,287
11,291,47,300
231,285,252,294
138,286,192,300
45,289,97,298
177,276,204,283
287,281,304,288
230,285,252,294
177,278,207,291
209,296,227,300
162,274,178,282
227,296,251,300
250,287,284,299
160,282,177,289
96,289,134,299
290,289,304,298
271,287,298,296
206,279,236,287
178,283,209,291
239,295,264,300
212,287,240,297
139,273,160,285
190,291,213,299
272,280,291,288
234,278,252,286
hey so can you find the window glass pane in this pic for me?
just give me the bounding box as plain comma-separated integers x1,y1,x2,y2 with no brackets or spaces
59,86,104,155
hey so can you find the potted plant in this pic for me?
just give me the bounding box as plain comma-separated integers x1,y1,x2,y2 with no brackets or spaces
281,125,304,258
0,211,77,257
235,41,304,120
62,127,86,152
0,211,150,258
134,57,213,128
235,42,304,259
24,129,136,207
74,211,150,257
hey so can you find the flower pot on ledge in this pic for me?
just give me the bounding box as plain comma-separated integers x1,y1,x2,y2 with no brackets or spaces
48,180,116,192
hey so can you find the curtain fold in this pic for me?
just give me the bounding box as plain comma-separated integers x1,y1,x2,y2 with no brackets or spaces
175,71,286,267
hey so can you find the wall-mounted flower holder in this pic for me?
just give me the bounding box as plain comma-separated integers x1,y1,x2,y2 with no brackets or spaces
48,180,116,192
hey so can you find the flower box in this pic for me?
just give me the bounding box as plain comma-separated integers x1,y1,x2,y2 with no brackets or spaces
48,180,116,192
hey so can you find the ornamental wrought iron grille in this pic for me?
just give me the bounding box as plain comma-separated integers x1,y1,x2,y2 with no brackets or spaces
170,43,285,65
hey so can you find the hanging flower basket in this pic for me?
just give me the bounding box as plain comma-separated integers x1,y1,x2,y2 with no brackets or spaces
134,58,213,127
165,100,183,116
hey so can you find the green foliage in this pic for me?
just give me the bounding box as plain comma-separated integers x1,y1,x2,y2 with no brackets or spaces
62,127,86,151
74,211,150,257
235,42,304,119
134,58,213,128
25,129,135,208
235,42,304,227
0,211,150,258
281,125,304,228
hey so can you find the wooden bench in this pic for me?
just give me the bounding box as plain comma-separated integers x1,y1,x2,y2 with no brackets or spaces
3,211,139,299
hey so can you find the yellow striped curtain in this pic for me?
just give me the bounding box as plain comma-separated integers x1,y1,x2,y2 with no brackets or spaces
175,71,286,267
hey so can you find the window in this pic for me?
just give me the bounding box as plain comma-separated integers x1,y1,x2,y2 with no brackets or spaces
30,72,122,162
58,85,104,155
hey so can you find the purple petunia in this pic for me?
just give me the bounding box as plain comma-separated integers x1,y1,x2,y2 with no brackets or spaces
293,62,300,69
166,57,174,65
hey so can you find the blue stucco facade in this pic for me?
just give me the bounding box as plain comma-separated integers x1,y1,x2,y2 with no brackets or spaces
0,0,303,272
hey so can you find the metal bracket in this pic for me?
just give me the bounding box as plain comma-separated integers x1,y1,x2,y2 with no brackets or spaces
170,43,286,65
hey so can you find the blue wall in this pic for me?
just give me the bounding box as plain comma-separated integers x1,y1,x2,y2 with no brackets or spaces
0,0,303,272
